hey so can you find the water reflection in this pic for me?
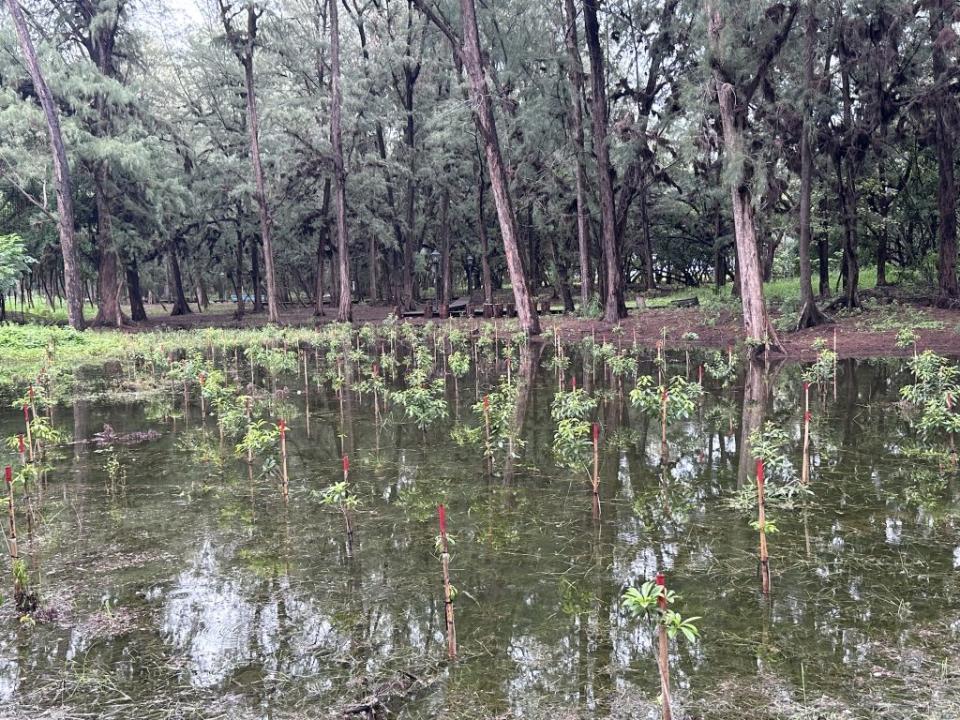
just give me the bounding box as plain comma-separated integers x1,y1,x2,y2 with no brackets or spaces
0,350,957,718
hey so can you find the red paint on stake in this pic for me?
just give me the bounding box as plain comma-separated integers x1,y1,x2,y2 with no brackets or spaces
342,455,350,474
592,422,600,444
4,466,11,484
655,571,667,609
17,434,24,455
756,459,765,491
438,503,447,538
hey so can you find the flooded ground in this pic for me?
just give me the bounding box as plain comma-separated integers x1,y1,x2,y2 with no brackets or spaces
0,340,958,719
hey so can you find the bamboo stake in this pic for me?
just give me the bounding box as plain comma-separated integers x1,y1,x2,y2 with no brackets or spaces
660,388,669,459
757,459,770,595
304,353,311,439
22,404,33,463
655,571,673,720
591,421,601,519
483,394,493,476
199,372,207,426
438,504,457,659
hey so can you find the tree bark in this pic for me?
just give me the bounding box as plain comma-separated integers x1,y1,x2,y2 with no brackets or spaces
92,164,124,327
126,258,148,322
6,0,84,330
330,0,352,322
582,0,625,323
314,178,331,316
439,188,451,309
169,243,193,316
475,155,494,307
561,0,592,310
797,2,828,328
932,0,958,305
457,0,539,334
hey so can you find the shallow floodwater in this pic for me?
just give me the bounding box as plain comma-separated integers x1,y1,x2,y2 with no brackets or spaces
1,348,958,719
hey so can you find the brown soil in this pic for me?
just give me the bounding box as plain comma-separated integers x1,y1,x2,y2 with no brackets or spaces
126,301,960,359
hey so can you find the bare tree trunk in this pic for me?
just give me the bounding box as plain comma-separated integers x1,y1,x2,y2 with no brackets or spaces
126,258,148,322
6,0,84,330
797,2,828,329
458,0,539,334
330,0,352,322
838,30,860,309
243,54,279,323
562,0,592,309
234,200,246,317
933,0,958,305
476,156,494,307
169,243,193,316
439,188,451,310
315,178,331,316
582,0,625,323
92,164,124,327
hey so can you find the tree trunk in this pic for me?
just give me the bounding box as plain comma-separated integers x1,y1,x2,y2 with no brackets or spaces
330,0,352,322
818,235,830,298
638,185,656,290
126,258,148,322
401,71,418,309
439,188,451,308
476,156,494,307
251,237,262,312
6,0,84,330
459,0,539,335
234,202,246,317
933,0,958,305
562,0,592,309
797,2,828,329
169,243,193,316
243,52,279,323
837,36,860,309
582,0,625,323
315,178,331,316
92,164,124,327
715,83,782,351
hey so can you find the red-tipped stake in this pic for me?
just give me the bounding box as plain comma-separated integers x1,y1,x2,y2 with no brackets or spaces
591,422,601,518
278,419,289,503
17,434,25,463
655,571,673,720
801,383,812,485
438,504,457,659
757,459,771,595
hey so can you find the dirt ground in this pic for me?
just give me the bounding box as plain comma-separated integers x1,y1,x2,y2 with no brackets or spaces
126,299,960,359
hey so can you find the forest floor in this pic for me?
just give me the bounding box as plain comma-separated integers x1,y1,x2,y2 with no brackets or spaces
124,296,960,360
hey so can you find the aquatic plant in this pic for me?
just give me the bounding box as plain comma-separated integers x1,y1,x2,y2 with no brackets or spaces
900,351,960,437
550,386,598,483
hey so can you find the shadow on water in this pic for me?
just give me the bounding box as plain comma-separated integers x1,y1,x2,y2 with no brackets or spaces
0,344,959,719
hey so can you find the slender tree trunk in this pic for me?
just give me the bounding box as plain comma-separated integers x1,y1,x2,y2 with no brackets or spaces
638,185,656,290
126,258,148,322
234,202,246,317
330,0,352,322
714,85,781,350
476,156,494,307
838,35,860,309
797,3,828,329
169,243,192,316
933,0,958,305
6,0,84,330
401,73,418,309
562,0,592,309
582,0,625,323
315,178,331,316
459,0,539,334
439,188,451,309
251,237,263,312
243,54,280,323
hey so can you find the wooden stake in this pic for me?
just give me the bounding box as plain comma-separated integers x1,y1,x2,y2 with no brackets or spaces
591,421,601,518
660,388,669,459
483,395,493,475
22,404,33,463
757,459,770,595
655,571,673,720
438,504,457,659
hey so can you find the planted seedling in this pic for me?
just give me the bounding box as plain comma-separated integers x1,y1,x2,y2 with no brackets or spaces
622,573,700,720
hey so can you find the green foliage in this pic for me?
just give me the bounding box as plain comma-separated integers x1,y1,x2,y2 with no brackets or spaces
630,375,703,421
0,234,34,294
900,352,960,437
622,580,700,643
316,481,359,510
550,387,597,471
